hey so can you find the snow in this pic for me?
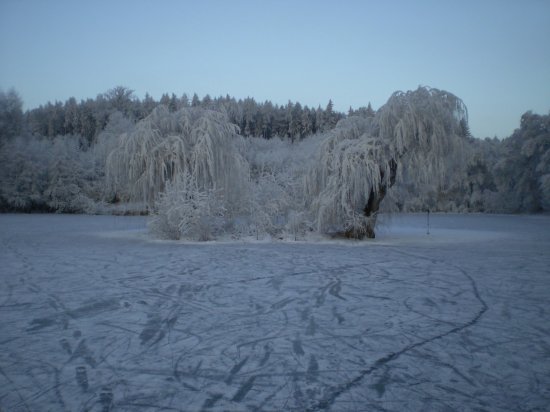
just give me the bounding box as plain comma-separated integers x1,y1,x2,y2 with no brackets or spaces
1,213,549,411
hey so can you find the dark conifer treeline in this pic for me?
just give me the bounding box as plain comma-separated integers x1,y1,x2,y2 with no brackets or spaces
13,86,373,143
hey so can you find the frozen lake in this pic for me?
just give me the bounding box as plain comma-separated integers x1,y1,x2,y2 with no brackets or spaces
1,213,549,411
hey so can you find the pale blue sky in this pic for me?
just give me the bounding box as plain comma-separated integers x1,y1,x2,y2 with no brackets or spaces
1,0,549,138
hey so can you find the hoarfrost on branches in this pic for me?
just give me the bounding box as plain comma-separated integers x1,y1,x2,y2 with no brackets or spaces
139,87,477,240
148,171,225,241
106,106,249,210
7,85,546,239
306,87,471,237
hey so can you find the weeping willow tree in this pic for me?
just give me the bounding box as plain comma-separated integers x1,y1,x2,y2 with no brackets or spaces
106,106,249,211
306,86,471,238
379,87,471,194
305,116,397,238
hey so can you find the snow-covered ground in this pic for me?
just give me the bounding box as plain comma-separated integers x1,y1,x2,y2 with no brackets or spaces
1,213,549,411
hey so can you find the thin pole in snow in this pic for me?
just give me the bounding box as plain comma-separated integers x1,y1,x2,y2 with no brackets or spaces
427,209,430,235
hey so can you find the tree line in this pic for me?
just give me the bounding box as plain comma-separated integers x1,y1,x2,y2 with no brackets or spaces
1,86,370,144
0,86,548,218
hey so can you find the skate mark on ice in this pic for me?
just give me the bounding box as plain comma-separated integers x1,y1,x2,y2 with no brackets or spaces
328,278,346,300
226,356,249,384
332,306,345,324
27,317,59,331
53,366,66,410
27,298,120,331
258,344,272,367
0,364,31,411
70,340,97,368
306,258,488,411
305,316,317,336
75,366,89,391
306,355,319,383
231,376,256,402
99,387,114,412
271,297,295,310
201,393,223,409
293,337,305,356
314,281,331,307
67,298,120,319
139,314,162,344
300,306,311,322
404,297,458,326
369,369,390,397
59,338,72,355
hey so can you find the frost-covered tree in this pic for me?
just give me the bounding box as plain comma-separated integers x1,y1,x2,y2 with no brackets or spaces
106,106,249,211
148,171,226,240
306,87,472,237
0,134,98,213
0,89,23,141
490,111,550,212
306,116,396,238
104,86,135,118
375,88,476,213
93,111,135,201
0,136,51,211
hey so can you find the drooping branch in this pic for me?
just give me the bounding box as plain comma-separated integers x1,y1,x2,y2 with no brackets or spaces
106,106,249,211
306,86,472,238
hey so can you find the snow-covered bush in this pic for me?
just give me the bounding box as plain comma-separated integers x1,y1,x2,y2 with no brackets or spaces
0,135,100,213
0,136,51,211
148,172,225,240
246,171,294,238
44,136,98,212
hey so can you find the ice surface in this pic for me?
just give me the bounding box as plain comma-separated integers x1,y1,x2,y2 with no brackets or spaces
1,213,549,411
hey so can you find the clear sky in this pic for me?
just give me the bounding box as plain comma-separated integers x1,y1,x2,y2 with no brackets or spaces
1,0,549,139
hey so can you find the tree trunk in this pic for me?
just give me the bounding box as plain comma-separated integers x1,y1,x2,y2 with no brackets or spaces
345,158,398,239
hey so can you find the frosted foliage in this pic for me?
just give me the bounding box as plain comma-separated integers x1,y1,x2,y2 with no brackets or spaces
109,87,476,240
305,87,472,234
93,112,134,187
540,174,550,211
246,171,294,238
378,88,471,188
148,172,225,241
0,135,98,213
44,136,97,213
306,117,389,234
106,106,248,209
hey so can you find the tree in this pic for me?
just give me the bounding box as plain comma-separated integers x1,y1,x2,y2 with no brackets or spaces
141,93,157,118
0,89,23,141
63,97,80,136
366,102,375,117
104,86,135,117
301,107,312,137
305,116,396,238
149,171,226,240
490,111,550,212
180,93,190,108
159,93,171,107
106,106,249,210
306,87,472,238
289,102,302,141
191,93,200,107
